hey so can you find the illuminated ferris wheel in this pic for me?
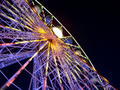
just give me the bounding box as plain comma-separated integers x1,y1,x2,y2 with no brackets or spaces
0,0,115,89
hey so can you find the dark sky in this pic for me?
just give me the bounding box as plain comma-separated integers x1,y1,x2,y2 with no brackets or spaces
39,0,120,88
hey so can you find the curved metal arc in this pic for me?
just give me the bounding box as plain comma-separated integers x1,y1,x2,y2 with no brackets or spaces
35,0,94,69
35,0,103,84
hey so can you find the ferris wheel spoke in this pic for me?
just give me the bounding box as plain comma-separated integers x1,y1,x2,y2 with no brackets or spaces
7,0,35,24
32,56,47,89
32,51,51,76
48,76,58,90
0,27,37,40
0,70,22,90
22,44,49,89
62,57,83,89
45,57,60,88
63,54,92,89
13,0,42,25
62,56,84,89
47,62,57,76
0,13,34,32
0,25,33,35
0,0,41,33
53,55,64,90
66,50,97,78
3,0,34,26
0,32,38,40
0,38,18,54
64,51,90,86
48,69,62,87
65,50,91,76
16,0,52,31
45,43,50,76
1,41,48,89
0,51,35,69
50,70,64,89
28,60,42,89
48,54,71,89
0,40,39,55
47,74,56,90
0,0,115,89
32,57,48,89
0,4,33,28
0,24,21,31
57,56,73,89
64,50,104,89
0,39,47,47
28,75,33,90
43,43,50,90
22,59,48,90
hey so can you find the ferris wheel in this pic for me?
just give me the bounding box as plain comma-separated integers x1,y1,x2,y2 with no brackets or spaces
0,0,115,89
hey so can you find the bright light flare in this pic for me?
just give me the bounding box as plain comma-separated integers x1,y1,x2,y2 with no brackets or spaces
52,27,63,38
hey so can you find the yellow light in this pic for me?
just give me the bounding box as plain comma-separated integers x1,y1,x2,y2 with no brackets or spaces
75,50,81,56
52,27,63,38
38,28,46,33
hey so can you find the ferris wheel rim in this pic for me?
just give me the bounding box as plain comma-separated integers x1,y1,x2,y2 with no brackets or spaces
0,0,115,89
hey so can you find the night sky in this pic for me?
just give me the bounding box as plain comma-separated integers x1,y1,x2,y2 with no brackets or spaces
0,0,119,89
39,0,120,88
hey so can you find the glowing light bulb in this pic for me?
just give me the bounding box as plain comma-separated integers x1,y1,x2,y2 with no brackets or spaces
52,27,63,38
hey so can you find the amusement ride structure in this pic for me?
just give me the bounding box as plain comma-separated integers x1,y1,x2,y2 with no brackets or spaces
0,0,115,89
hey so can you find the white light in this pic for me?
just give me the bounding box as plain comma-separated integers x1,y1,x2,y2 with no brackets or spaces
52,27,63,38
